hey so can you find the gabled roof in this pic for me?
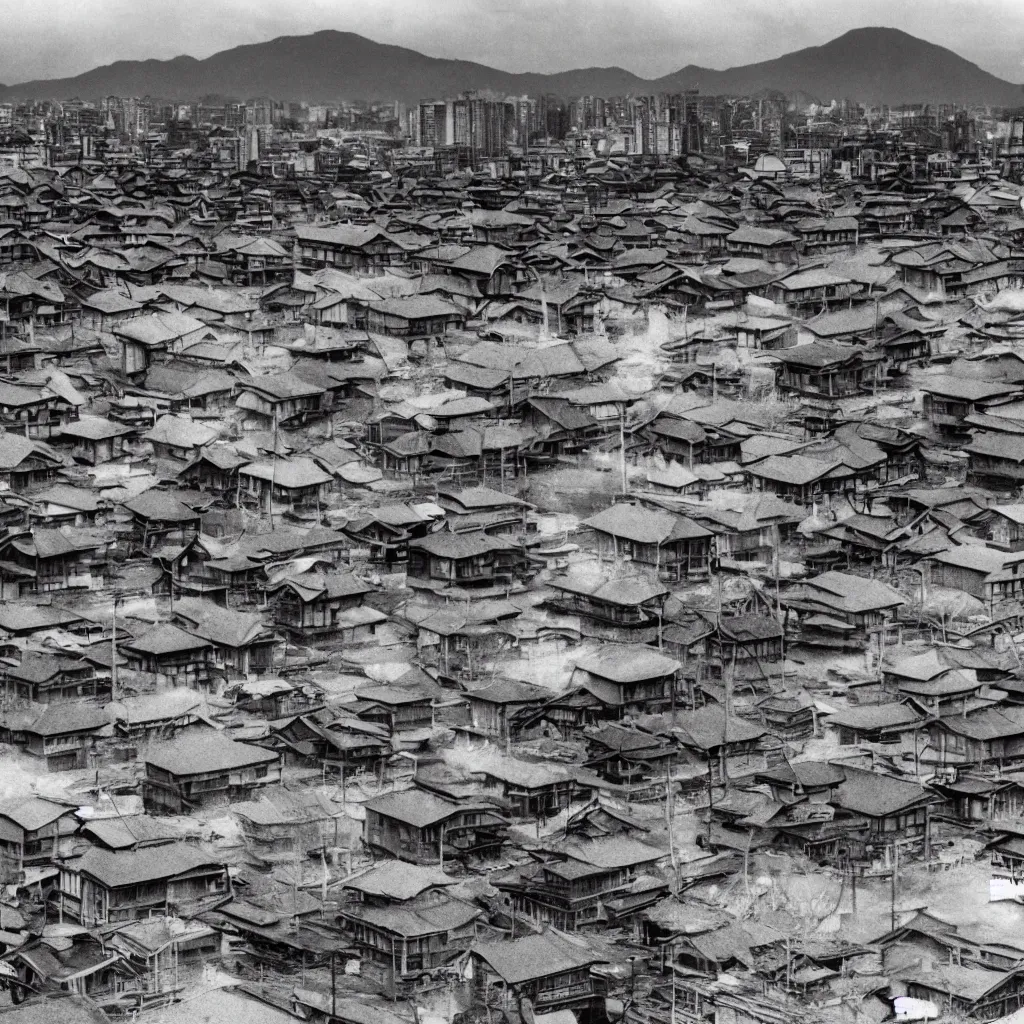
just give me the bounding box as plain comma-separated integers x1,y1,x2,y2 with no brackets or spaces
295,223,396,248
73,843,224,888
0,795,77,832
21,703,110,737
144,413,219,449
343,861,455,901
239,457,334,489
265,570,374,603
438,485,527,511
121,622,213,656
727,225,798,246
834,765,935,817
582,503,711,544
825,703,921,732
667,704,766,749
803,571,906,613
143,731,278,776
238,371,326,401
123,490,200,523
747,453,838,486
363,786,489,828
574,644,681,683
548,570,669,608
919,375,1019,402
472,931,608,984
368,295,465,320
409,531,513,558
771,340,863,369
112,311,208,347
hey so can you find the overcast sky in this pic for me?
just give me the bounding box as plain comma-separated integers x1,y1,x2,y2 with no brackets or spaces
3,0,1023,85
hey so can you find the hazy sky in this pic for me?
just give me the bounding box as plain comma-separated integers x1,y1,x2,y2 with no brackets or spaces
3,0,1023,84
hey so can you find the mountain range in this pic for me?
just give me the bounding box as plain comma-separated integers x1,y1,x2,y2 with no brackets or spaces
1,27,1022,107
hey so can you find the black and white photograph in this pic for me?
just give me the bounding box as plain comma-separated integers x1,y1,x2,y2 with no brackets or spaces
2,1,1024,1021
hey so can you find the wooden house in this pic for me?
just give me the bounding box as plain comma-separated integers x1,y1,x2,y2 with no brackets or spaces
713,614,785,688
112,312,214,376
463,679,551,742
924,545,1022,611
933,775,1024,824
921,376,1020,436
8,704,109,772
352,685,434,739
2,652,104,702
171,599,278,677
6,933,139,1005
725,225,798,261
27,484,100,529
362,786,507,866
471,759,582,820
571,645,682,719
781,570,905,643
294,224,410,273
141,732,282,813
235,372,328,431
56,416,133,465
0,796,78,883
523,396,602,456
966,503,1024,552
772,340,880,399
58,843,230,927
436,485,530,535
583,722,678,802
336,861,480,997
493,834,665,934
904,964,1024,1021
120,623,213,689
407,531,522,589
967,432,1024,491
142,413,218,464
237,457,333,515
766,268,861,311
824,703,922,749
582,503,712,581
657,704,767,782
832,764,939,869
794,215,859,252
365,296,466,338
545,569,669,631
122,491,201,553
263,570,381,641
342,502,436,569
3,526,112,595
923,706,1024,770
0,380,77,441
0,433,66,493
179,445,251,498
106,917,220,1011
472,932,609,1024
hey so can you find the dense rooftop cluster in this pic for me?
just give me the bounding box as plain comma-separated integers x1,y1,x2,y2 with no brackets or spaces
4,149,1024,1024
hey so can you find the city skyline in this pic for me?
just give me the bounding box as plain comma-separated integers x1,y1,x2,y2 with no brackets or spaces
3,0,1024,88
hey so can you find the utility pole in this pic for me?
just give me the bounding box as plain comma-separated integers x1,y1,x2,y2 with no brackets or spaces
111,596,118,701
890,841,898,933
619,402,628,495
269,410,279,528
706,750,714,849
331,951,337,1019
